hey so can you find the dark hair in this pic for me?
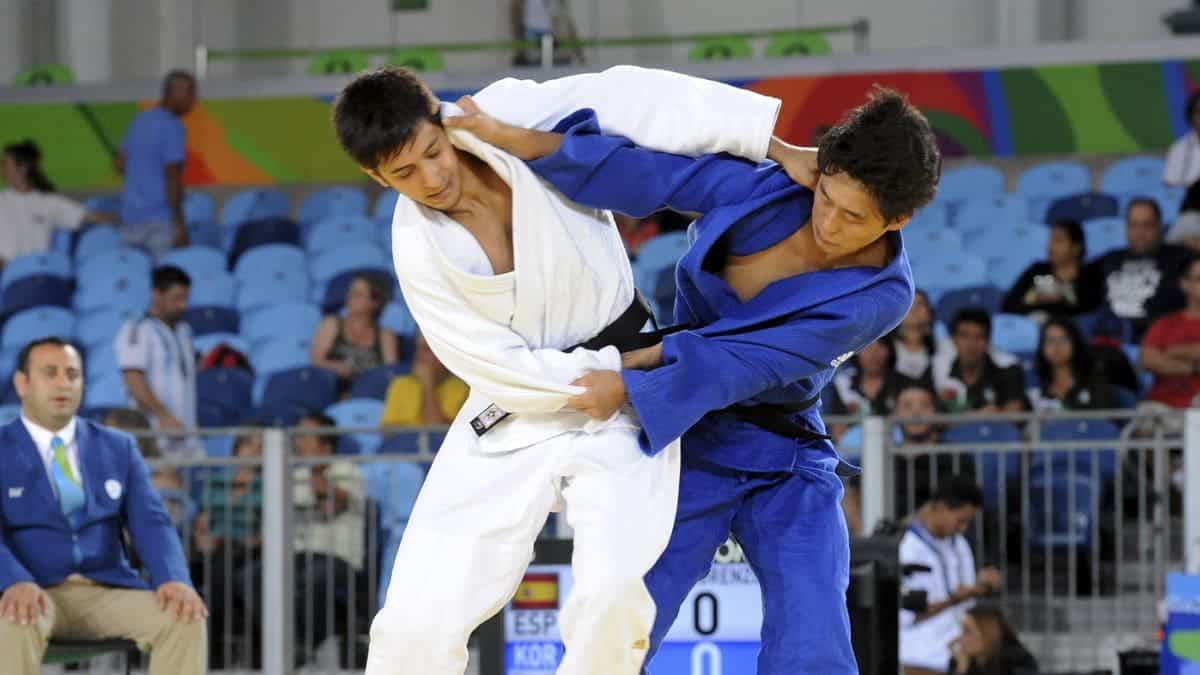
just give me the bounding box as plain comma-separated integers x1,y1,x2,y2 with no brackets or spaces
161,70,195,100
817,86,941,224
1035,316,1093,391
850,337,896,374
950,307,992,339
151,265,191,292
333,66,442,169
964,604,1034,675
16,337,74,374
301,412,339,450
930,474,984,510
353,273,394,318
1049,218,1086,261
1186,90,1200,121
3,139,55,192
103,408,160,458
1126,197,1162,224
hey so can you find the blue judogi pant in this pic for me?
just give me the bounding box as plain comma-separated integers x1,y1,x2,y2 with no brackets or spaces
642,456,858,674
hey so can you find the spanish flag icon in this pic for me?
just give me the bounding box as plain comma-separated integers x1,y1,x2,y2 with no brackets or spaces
513,572,559,610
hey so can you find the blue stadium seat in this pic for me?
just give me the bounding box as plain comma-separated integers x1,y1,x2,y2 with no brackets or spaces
990,314,1039,354
936,165,1006,202
73,273,151,316
159,246,226,282
379,301,417,338
73,226,122,264
1027,474,1099,549
374,191,400,222
309,242,390,287
2,307,74,350
349,363,412,401
942,421,1021,510
935,286,1004,321
241,303,322,351
298,186,368,226
1,251,71,289
306,215,378,254
233,243,307,284
84,194,120,214
903,227,962,260
49,227,73,257
183,191,216,225
907,203,950,230
1149,186,1184,224
963,221,1050,259
326,399,386,454
84,372,128,409
1100,156,1166,195
1036,419,1119,478
911,254,989,301
235,272,310,314
227,218,303,270
1015,161,1091,200
365,460,425,607
1044,192,1120,224
192,333,250,359
251,336,312,378
636,232,689,273
1082,217,1127,261
319,269,396,314
377,218,393,252
986,254,1036,290
377,431,435,454
259,366,338,410
85,343,120,380
76,247,152,288
185,306,239,336
652,267,677,323
248,402,310,427
1,275,73,315
219,188,290,228
187,271,236,308
197,368,253,427
77,308,140,350
0,404,21,425
955,195,1029,230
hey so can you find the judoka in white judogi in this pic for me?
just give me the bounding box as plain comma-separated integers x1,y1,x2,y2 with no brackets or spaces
362,66,781,675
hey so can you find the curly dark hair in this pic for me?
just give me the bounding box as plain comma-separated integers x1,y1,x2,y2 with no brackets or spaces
817,86,941,224
332,66,441,169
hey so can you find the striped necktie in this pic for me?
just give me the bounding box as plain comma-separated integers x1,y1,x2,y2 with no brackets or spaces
50,435,85,565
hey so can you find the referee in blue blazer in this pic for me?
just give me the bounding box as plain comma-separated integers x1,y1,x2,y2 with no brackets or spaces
0,337,207,674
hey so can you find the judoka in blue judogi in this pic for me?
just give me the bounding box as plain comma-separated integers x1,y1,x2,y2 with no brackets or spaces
520,106,932,674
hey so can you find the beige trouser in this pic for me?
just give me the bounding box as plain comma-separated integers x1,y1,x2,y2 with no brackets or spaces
0,575,207,675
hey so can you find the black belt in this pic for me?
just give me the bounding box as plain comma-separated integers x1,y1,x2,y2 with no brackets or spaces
721,394,831,443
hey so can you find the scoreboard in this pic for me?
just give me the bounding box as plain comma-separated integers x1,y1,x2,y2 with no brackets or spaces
503,543,764,675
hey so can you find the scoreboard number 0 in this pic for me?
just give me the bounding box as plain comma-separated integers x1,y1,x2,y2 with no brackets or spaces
692,591,719,635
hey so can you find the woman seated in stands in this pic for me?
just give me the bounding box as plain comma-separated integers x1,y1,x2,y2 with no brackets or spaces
0,140,116,265
1029,316,1118,412
310,273,400,391
889,289,941,385
1001,219,1103,321
950,605,1038,675
825,337,907,442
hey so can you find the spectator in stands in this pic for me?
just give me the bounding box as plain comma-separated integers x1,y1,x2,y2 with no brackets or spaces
1001,218,1102,321
510,0,584,66
1089,198,1193,341
193,429,263,669
1139,256,1200,414
1168,210,1200,254
890,289,939,386
0,337,206,674
0,140,116,264
826,338,905,439
1030,317,1118,412
900,475,1000,675
1165,90,1200,188
311,273,400,392
102,408,188,528
381,332,468,427
114,70,196,257
116,265,198,457
933,309,1029,414
614,213,659,258
949,605,1038,675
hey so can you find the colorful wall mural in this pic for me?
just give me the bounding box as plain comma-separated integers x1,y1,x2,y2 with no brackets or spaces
2,57,1198,191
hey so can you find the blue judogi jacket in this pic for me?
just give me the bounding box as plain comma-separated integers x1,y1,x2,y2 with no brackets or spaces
528,110,915,472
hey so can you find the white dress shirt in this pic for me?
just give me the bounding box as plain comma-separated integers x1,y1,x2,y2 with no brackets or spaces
21,414,81,495
1164,132,1200,188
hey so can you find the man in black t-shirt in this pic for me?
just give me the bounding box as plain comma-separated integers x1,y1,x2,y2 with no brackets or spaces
1089,198,1195,340
932,308,1029,413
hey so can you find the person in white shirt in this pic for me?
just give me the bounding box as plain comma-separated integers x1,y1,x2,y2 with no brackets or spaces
114,266,197,457
0,140,116,264
899,475,1001,675
1165,91,1200,188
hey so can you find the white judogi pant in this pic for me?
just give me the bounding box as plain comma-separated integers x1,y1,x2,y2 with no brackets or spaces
366,423,680,675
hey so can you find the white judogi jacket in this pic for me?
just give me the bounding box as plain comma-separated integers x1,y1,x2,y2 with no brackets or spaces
390,66,781,454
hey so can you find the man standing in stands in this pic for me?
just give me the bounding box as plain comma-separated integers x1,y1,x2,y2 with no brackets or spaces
0,337,207,674
114,70,195,257
115,266,197,457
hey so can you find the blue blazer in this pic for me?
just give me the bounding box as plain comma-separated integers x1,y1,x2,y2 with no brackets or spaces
0,418,191,593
